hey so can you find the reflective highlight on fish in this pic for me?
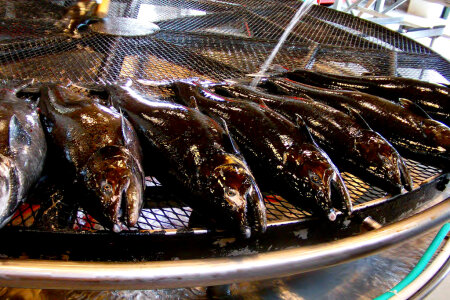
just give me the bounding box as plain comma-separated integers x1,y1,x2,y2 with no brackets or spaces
106,83,266,237
285,69,450,125
0,80,47,228
39,84,144,230
214,84,413,194
173,81,352,221
264,78,450,170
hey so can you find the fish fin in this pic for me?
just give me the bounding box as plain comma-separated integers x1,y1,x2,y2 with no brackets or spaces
295,93,315,102
218,117,242,156
398,98,432,119
9,115,32,151
438,83,450,88
2,79,35,94
294,114,316,145
342,104,373,130
189,96,200,110
120,112,134,147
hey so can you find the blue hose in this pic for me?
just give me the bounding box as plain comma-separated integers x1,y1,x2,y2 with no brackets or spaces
374,222,450,300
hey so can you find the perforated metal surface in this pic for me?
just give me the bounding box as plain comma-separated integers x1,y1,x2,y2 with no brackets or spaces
0,0,448,235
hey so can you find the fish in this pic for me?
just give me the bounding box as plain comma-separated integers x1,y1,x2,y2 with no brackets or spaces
284,69,450,125
263,78,450,170
0,80,47,229
105,82,266,237
38,84,144,231
172,81,352,221
214,84,413,194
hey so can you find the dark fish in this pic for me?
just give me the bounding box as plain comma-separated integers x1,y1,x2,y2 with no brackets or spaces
214,84,413,194
172,81,351,221
39,84,144,231
264,78,450,170
0,80,47,229
105,83,266,237
284,69,450,125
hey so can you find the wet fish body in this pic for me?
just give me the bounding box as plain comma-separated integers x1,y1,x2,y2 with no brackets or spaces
285,69,450,125
172,82,352,221
39,85,144,230
106,83,266,237
0,81,47,228
264,78,450,170
214,84,413,194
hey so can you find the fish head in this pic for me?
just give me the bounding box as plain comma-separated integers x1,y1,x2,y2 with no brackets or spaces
290,145,352,220
356,131,413,192
423,120,450,152
0,154,20,227
80,146,144,231
207,158,266,237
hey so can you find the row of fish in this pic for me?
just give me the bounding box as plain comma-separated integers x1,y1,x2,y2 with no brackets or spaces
0,70,448,238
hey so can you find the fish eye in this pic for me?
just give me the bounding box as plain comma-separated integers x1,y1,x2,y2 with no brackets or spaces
226,188,237,197
102,182,113,194
310,173,321,184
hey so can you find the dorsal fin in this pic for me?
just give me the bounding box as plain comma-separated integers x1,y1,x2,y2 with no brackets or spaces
342,104,373,130
398,98,432,119
9,115,31,151
189,96,199,110
218,117,241,156
294,114,316,145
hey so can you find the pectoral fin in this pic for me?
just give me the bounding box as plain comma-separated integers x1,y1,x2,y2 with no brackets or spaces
120,112,135,147
294,114,317,145
399,98,432,119
342,104,373,130
219,117,242,157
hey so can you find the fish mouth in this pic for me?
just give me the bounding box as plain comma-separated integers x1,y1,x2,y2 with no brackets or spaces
376,151,413,194
245,179,267,234
208,164,266,238
328,171,352,218
110,173,144,232
81,146,145,232
397,157,414,192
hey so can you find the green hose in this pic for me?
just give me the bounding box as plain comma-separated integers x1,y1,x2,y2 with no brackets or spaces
374,222,450,300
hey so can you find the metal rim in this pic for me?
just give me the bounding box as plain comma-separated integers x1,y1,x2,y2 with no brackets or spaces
0,199,448,290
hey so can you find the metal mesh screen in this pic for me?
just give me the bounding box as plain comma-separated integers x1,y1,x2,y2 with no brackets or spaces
7,158,442,232
1,0,448,234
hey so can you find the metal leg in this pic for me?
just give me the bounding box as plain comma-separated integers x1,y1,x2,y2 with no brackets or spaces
374,0,385,12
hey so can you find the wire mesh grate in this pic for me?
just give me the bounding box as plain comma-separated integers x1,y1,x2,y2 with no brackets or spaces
6,158,443,232
1,0,449,235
